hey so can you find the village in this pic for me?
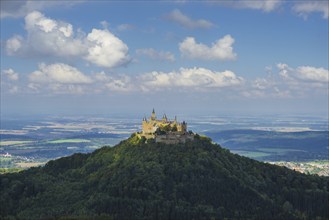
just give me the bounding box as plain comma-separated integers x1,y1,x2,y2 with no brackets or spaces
269,161,329,176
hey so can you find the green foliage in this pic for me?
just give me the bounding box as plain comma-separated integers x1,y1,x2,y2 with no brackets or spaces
0,135,328,219
0,167,24,174
0,158,13,168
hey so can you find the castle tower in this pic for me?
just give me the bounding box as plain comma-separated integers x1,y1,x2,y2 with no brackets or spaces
150,108,156,121
162,114,168,122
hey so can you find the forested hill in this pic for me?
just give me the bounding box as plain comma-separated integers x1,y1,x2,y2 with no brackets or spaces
1,134,328,219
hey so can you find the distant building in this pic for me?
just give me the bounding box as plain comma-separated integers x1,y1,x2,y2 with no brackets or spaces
138,109,194,144
0,152,12,157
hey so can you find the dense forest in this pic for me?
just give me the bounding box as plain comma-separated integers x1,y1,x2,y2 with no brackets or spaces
0,134,328,219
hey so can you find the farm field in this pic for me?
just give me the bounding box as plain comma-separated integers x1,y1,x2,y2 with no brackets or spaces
0,115,328,175
205,129,329,162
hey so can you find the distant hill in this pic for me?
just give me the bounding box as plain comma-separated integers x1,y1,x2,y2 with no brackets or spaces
205,130,329,161
0,134,328,219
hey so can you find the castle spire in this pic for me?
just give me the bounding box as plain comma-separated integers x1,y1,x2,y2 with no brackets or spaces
162,113,168,122
151,108,156,120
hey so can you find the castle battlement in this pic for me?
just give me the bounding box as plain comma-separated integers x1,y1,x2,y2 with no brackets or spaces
138,109,194,144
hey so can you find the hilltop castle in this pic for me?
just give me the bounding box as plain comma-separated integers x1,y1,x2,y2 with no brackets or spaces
138,109,194,144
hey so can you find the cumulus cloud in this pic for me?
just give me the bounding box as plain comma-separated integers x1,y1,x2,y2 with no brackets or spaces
2,69,19,81
179,35,237,61
136,48,175,62
140,67,243,90
277,63,329,83
246,63,328,98
85,29,130,68
295,66,329,82
78,67,243,92
252,78,273,90
293,1,329,19
1,68,20,94
1,68,21,94
6,11,85,57
29,63,92,84
106,76,134,92
22,64,244,94
5,35,24,56
166,9,214,29
6,11,130,68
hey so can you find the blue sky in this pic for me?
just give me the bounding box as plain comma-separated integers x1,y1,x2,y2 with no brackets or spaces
1,0,328,117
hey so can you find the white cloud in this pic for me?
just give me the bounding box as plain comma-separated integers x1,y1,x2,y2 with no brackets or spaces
247,63,328,98
6,35,23,56
6,11,130,68
106,76,134,92
29,63,92,84
23,65,244,94
293,1,329,19
1,68,21,94
93,67,243,93
166,9,214,29
252,78,272,90
25,11,58,32
93,71,110,82
48,84,85,94
215,0,282,12
140,67,243,89
5,60,325,98
1,1,83,19
237,0,283,12
2,69,19,81
6,11,85,57
295,66,329,82
219,0,327,18
85,29,130,68
136,48,175,62
277,63,329,83
179,35,237,61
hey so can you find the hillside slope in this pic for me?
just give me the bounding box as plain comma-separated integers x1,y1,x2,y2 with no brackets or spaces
1,134,328,219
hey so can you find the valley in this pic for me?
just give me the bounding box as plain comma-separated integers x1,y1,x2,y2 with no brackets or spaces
1,115,328,175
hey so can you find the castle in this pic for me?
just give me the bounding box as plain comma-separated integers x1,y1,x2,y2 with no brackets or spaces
138,109,194,144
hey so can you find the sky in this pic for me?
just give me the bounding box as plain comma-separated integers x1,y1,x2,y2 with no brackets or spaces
1,0,328,118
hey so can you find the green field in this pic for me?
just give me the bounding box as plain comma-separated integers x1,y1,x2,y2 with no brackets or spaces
0,158,12,162
231,148,306,159
231,150,271,158
47,139,91,144
258,148,305,153
0,141,33,146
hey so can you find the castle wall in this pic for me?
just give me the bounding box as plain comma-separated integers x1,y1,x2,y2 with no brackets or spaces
155,133,194,144
142,122,158,134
